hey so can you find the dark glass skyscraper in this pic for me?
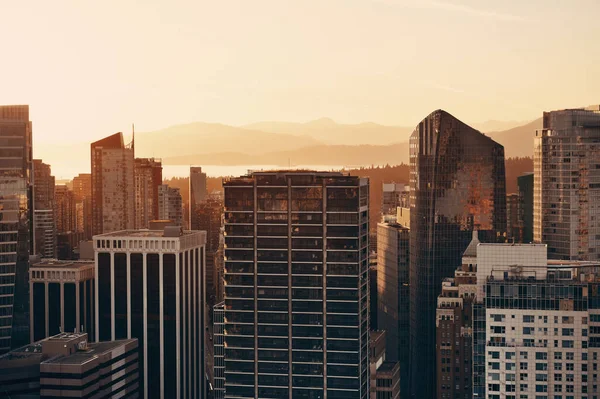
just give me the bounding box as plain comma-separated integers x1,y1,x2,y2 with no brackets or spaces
223,171,370,399
408,110,506,398
0,105,33,353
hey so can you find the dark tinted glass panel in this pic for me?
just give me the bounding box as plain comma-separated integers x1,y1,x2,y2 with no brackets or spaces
114,253,127,339
130,253,144,394
33,282,45,341
85,280,93,341
48,282,60,336
63,283,76,334
98,252,111,341
163,254,176,398
78,282,84,334
147,253,160,398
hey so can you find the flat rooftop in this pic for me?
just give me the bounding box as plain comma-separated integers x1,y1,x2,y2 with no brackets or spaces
31,260,94,269
95,229,200,238
377,361,399,374
42,339,137,366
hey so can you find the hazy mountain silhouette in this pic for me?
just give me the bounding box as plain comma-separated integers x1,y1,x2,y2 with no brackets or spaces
242,118,413,145
472,119,531,133
163,143,410,166
135,122,323,158
486,118,543,158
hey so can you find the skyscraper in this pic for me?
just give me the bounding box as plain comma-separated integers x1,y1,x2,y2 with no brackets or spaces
507,192,521,243
223,171,370,399
91,132,135,235
0,105,33,353
158,184,183,225
33,159,56,258
72,173,92,240
376,220,410,395
94,226,206,399
193,195,223,305
134,158,162,229
408,110,506,398
189,166,208,229
534,105,600,260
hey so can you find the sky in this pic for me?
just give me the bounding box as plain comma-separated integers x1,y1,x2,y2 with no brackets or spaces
1,0,599,156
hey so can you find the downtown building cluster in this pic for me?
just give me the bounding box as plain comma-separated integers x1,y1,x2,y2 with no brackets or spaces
1,101,600,399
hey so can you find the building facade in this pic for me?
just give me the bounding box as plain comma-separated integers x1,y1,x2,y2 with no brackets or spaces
193,195,223,305
158,184,183,226
0,332,139,398
408,110,506,399
72,173,92,240
134,158,162,229
189,166,208,229
507,193,521,243
534,106,600,260
381,183,409,216
223,171,370,399
214,302,225,399
435,232,478,399
34,210,56,258
91,132,135,235
376,221,410,395
94,227,206,399
0,105,33,352
473,243,600,398
29,260,95,342
518,172,534,244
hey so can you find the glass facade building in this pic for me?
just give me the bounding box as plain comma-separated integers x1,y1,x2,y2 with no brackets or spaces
408,110,506,398
223,171,370,399
0,105,33,353
534,106,600,260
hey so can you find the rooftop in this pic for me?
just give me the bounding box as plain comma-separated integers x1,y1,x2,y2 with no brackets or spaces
42,339,136,366
377,361,400,374
31,259,94,269
95,228,200,238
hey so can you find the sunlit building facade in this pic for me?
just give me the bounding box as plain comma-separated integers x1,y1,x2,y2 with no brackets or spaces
408,110,506,399
91,132,135,235
534,106,600,260
189,166,208,229
134,157,162,229
223,171,370,399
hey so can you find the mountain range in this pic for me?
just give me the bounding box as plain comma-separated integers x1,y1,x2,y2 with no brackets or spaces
133,116,541,166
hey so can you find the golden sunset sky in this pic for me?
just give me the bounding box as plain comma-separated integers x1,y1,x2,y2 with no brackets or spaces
1,0,599,157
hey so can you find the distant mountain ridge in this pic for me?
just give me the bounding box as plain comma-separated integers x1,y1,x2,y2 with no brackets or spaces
132,116,542,166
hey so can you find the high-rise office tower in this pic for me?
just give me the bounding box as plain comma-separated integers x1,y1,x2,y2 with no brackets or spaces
194,195,223,305
534,106,600,260
158,184,183,225
408,110,506,399
189,166,208,229
72,173,92,239
473,242,600,398
94,227,206,399
91,132,135,235
0,332,139,398
33,159,56,258
376,219,410,395
223,171,370,399
29,259,95,342
55,185,76,234
435,231,478,399
134,158,162,229
0,105,33,352
518,172,534,244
